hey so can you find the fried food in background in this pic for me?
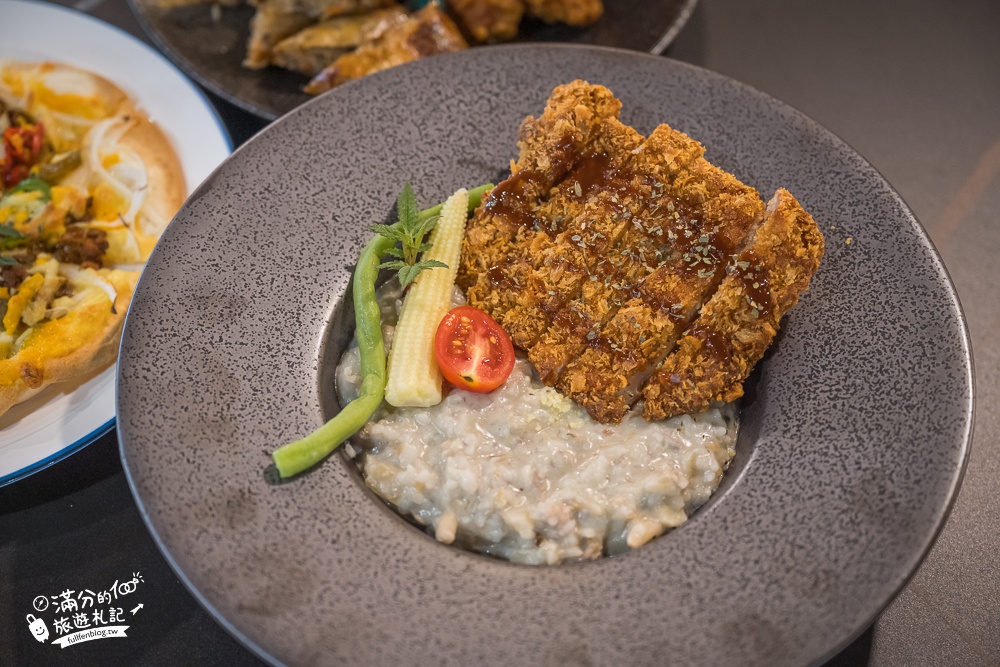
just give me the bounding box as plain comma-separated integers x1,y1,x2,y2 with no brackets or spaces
244,0,401,68
523,0,603,25
448,0,523,42
304,4,467,93
244,0,315,68
152,0,241,8
265,0,397,19
271,7,408,75
153,0,604,91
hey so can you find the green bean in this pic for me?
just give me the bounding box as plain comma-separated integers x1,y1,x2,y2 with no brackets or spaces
272,183,493,478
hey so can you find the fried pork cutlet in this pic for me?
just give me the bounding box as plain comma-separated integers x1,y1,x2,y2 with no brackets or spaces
549,126,764,423
449,0,524,43
457,82,641,348
458,81,823,424
643,189,824,419
304,4,467,94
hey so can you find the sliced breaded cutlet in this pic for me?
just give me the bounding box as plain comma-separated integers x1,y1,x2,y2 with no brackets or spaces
458,81,823,424
457,81,640,347
550,125,764,422
642,188,824,420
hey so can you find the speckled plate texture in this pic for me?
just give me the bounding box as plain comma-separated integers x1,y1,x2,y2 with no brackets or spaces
117,45,973,667
128,0,698,120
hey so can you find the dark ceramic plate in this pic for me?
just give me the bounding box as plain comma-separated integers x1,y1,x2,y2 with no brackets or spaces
118,45,973,667
128,0,698,120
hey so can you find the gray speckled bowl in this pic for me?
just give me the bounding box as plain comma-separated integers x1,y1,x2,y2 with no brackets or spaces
117,45,973,667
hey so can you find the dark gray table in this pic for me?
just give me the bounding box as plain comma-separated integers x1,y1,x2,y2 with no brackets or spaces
2,1,997,665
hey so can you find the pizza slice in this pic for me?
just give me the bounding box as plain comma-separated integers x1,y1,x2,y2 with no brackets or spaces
0,61,186,416
0,254,137,414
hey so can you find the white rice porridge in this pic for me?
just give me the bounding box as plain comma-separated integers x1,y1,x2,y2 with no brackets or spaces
337,281,738,565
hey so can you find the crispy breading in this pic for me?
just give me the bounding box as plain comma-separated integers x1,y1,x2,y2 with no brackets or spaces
530,127,762,400
461,85,763,422
553,130,764,423
642,189,824,419
479,118,646,351
457,81,630,346
449,0,524,43
460,82,822,424
523,0,602,25
460,82,764,423
304,4,467,94
522,147,689,384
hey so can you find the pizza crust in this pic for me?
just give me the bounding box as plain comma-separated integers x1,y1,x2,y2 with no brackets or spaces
115,106,187,258
0,271,138,416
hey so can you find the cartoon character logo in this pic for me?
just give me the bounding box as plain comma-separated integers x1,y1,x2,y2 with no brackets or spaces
26,614,49,643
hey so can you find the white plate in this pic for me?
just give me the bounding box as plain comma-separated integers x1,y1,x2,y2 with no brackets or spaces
0,0,232,486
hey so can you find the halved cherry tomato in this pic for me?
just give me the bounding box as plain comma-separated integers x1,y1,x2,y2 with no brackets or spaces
2,123,45,189
434,305,515,393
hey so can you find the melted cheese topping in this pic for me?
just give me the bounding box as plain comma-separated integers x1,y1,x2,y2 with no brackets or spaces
3,274,44,336
0,290,113,385
0,265,133,386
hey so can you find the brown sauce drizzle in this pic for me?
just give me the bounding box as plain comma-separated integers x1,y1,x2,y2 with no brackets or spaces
548,133,581,178
627,207,707,318
549,304,588,334
566,152,635,200
488,263,517,291
689,321,732,364
483,134,585,228
484,170,539,227
586,333,613,353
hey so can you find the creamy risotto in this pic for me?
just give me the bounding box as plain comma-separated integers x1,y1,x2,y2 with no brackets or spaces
337,281,738,565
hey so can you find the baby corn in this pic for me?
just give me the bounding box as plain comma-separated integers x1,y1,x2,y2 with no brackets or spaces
384,188,469,407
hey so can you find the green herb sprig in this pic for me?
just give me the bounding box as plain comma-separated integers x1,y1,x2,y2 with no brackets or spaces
271,183,493,479
372,183,447,288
